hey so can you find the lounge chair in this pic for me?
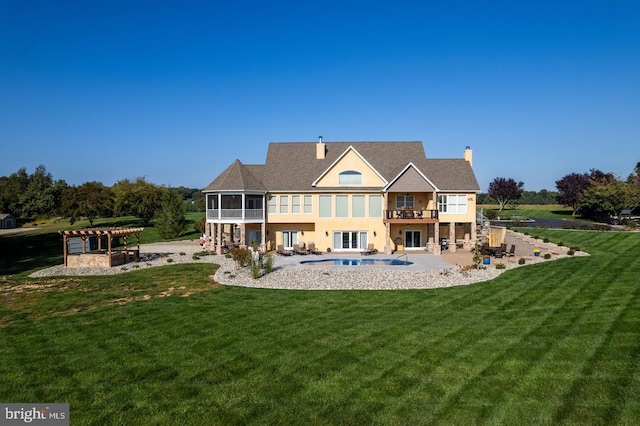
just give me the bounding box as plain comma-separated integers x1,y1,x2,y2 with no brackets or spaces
276,244,293,256
307,242,322,255
361,243,377,255
293,244,308,255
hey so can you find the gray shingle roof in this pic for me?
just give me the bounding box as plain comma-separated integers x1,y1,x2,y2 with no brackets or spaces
204,142,479,192
203,159,266,191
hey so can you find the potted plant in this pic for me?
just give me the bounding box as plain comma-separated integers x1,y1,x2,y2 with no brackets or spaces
533,248,541,257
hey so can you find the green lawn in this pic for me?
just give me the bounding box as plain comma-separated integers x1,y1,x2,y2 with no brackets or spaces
479,204,580,220
1,228,640,424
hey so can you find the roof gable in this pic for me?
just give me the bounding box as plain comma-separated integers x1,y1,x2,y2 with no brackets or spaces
384,162,438,192
311,145,387,187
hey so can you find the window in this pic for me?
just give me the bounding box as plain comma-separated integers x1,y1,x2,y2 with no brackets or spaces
352,195,365,217
303,195,312,214
280,195,289,214
338,170,362,185
292,195,300,214
438,194,467,214
369,195,382,217
319,195,332,217
267,196,276,214
396,195,414,209
336,195,349,217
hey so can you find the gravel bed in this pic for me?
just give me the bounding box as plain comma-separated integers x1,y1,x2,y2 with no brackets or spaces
29,241,588,291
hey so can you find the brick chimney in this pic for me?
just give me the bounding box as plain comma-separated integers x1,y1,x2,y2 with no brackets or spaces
464,146,472,167
316,136,326,159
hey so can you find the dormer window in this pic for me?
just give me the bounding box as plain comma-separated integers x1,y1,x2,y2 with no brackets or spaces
338,170,362,185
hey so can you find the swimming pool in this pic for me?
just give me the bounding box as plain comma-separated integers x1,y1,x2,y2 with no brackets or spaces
300,258,413,266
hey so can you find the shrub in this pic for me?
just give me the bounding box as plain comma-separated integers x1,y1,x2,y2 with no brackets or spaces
533,235,540,240
483,209,498,220
518,258,526,265
225,253,232,258
567,250,575,256
250,260,261,279
543,237,550,243
544,253,551,259
495,263,506,270
263,253,274,273
570,246,580,252
179,252,186,256
557,241,564,247
192,253,200,260
194,216,206,234
231,247,252,267
167,258,174,263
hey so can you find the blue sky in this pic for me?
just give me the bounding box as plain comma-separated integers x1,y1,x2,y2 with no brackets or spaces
1,1,638,192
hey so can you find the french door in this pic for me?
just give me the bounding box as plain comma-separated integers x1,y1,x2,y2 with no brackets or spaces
404,230,422,249
333,231,367,251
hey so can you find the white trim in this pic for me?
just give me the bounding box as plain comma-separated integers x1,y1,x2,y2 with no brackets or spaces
311,146,388,187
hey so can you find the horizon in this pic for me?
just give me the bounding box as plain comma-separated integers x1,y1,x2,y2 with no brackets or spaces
1,1,638,192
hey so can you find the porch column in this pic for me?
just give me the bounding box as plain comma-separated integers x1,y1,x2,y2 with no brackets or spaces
108,235,113,267
216,223,223,255
434,223,441,255
449,223,457,252
260,222,267,253
384,222,391,254
239,223,246,249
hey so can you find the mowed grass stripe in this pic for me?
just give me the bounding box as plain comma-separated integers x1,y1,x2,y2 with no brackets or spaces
0,229,639,424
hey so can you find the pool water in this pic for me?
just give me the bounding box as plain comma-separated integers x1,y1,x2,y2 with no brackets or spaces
300,258,413,266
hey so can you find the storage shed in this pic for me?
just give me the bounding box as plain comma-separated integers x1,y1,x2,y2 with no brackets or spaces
0,213,16,229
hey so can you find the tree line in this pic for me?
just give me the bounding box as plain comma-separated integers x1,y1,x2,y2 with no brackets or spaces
0,166,204,238
481,162,640,220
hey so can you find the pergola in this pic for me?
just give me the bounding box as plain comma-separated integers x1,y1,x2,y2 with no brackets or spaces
59,227,144,268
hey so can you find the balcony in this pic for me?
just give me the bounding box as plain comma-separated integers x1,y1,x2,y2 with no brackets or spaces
384,209,438,223
207,208,264,221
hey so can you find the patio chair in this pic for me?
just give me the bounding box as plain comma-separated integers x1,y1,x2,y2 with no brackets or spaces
507,244,516,257
293,244,308,255
307,242,322,255
494,246,503,258
361,243,378,255
276,245,293,256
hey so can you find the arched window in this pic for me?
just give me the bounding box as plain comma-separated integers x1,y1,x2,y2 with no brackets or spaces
338,170,362,185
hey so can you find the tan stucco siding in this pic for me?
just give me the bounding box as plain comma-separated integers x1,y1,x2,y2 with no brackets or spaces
314,149,386,188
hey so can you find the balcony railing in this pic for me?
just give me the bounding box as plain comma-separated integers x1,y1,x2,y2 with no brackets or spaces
384,209,438,220
207,209,264,220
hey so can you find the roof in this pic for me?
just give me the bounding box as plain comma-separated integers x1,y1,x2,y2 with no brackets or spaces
0,213,15,220
203,159,266,192
204,141,480,192
59,227,144,237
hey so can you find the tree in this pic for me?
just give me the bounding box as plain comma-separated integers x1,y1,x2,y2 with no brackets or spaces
579,178,640,221
19,165,56,218
61,182,113,226
0,167,29,216
112,177,164,226
487,177,524,211
555,172,590,215
155,188,188,239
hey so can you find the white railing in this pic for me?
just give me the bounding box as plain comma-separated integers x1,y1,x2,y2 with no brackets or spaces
206,209,263,220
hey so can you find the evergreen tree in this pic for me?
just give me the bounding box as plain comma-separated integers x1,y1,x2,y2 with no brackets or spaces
155,188,188,239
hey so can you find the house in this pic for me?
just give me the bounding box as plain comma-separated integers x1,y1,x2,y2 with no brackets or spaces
202,139,480,255
0,213,16,229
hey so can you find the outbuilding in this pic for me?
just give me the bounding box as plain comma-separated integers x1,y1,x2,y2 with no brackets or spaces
59,227,144,268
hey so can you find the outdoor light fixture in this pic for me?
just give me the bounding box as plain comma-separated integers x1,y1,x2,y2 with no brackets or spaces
373,231,377,237
301,230,304,236
325,231,329,236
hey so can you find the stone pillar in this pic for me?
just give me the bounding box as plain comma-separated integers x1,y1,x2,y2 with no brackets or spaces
216,223,223,255
260,222,267,253
434,224,440,255
449,223,456,252
384,222,391,254
239,223,246,249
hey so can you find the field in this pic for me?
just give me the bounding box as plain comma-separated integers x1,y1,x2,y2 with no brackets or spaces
478,204,580,220
1,221,640,424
